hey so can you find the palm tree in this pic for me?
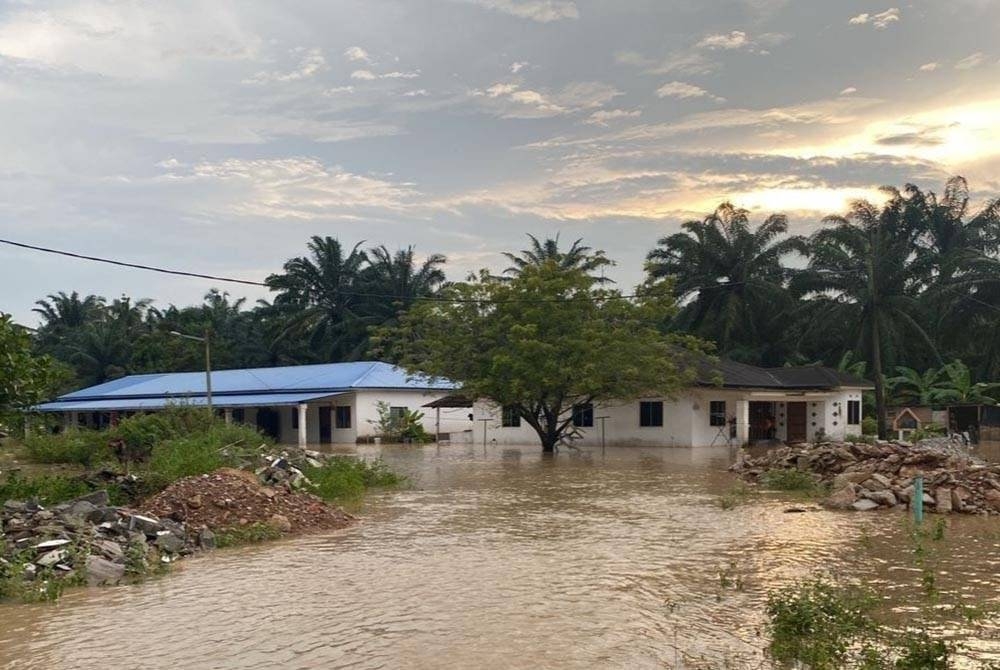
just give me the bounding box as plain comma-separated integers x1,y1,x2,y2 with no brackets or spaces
792,190,939,438
502,234,614,282
646,202,805,359
265,236,369,361
33,291,105,332
886,366,942,406
364,245,447,324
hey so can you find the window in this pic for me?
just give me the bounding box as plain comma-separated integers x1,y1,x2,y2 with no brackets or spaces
291,407,299,429
389,406,407,422
232,408,245,423
572,403,594,428
639,401,663,427
709,401,727,427
501,405,521,427
335,406,351,429
847,400,861,425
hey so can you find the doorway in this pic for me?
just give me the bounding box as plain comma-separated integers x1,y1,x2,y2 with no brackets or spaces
256,407,281,441
749,402,777,441
319,406,332,444
786,402,807,442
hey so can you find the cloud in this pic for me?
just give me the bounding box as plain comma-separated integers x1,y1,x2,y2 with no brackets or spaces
656,81,725,102
343,46,373,64
324,85,355,95
461,0,579,22
919,62,940,72
351,68,419,80
166,157,422,219
848,8,900,29
474,80,620,118
509,61,529,73
955,52,986,69
402,89,429,97
243,47,326,84
696,30,750,50
585,108,641,126
840,87,857,95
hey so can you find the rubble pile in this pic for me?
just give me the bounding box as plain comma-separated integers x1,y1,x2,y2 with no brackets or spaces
733,437,1000,514
144,468,353,534
1,490,210,587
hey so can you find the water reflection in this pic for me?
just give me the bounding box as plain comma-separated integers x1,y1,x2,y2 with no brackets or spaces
1,444,998,669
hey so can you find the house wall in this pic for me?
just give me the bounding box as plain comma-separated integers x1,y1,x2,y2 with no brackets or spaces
352,389,463,440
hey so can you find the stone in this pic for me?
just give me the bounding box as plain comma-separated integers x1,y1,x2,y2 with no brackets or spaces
936,487,953,513
127,514,162,536
73,490,110,507
34,538,71,550
863,490,898,507
952,487,971,512
897,486,913,503
188,494,203,509
198,528,216,550
97,540,124,560
861,477,889,492
832,472,871,490
66,500,99,519
85,555,125,586
87,506,119,524
268,514,292,533
154,531,186,554
36,549,69,567
852,499,879,511
824,484,857,510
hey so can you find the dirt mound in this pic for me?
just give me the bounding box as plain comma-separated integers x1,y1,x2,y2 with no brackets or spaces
143,469,355,533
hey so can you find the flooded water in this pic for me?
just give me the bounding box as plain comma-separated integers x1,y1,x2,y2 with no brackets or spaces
2,444,1000,669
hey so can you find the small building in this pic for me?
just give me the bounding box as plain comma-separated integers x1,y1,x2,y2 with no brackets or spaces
452,361,872,448
889,404,1000,444
36,361,460,446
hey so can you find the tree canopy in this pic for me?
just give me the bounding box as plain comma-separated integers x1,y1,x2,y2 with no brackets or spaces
0,314,67,424
373,262,708,451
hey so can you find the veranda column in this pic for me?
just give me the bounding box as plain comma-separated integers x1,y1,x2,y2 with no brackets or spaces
69,411,79,429
224,408,233,425
297,403,308,448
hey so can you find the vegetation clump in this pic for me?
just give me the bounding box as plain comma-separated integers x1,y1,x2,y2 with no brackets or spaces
760,468,822,493
304,457,403,503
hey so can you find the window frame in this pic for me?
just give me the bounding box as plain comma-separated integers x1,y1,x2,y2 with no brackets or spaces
335,405,352,429
847,400,861,425
709,401,727,427
501,405,521,428
639,400,664,427
572,403,594,428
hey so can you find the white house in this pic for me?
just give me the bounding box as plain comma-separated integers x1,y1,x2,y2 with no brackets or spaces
36,361,463,446
440,361,872,448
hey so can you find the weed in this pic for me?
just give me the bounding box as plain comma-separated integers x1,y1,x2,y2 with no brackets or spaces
304,457,403,503
0,471,90,506
22,430,107,466
215,523,283,548
717,481,755,510
760,468,822,493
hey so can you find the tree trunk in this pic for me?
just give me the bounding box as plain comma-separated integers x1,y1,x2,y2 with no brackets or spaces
871,315,888,440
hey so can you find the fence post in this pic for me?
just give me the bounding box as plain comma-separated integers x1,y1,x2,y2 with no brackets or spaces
913,474,924,525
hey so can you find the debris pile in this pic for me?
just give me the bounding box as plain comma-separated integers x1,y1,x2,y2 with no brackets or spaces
144,468,353,534
733,438,1000,514
1,490,209,588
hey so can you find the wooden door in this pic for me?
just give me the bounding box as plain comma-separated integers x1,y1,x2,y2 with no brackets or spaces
319,407,332,444
786,402,807,443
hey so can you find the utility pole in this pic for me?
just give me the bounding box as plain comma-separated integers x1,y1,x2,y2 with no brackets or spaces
169,330,213,413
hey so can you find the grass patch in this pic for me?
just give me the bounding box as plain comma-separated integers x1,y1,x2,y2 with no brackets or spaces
717,481,756,510
22,430,107,467
304,457,403,503
214,522,284,548
0,471,91,506
760,468,823,493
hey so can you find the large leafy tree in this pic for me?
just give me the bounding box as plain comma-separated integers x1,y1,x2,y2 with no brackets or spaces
502,233,614,282
265,236,370,361
0,314,66,423
792,191,937,438
375,260,708,452
646,203,804,362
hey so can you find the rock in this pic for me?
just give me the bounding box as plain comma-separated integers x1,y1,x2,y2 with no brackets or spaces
127,514,162,536
952,486,971,512
832,472,871,490
37,549,69,567
72,490,110,507
268,514,292,533
861,476,890,492
863,490,898,507
85,555,125,586
97,540,124,560
154,531,186,554
198,528,216,550
824,484,858,510
852,499,880,511
66,500,99,519
34,538,71,550
936,487,953,513
984,489,1000,511
188,494,203,509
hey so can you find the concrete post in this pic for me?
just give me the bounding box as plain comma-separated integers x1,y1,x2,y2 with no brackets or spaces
298,403,308,448
224,408,233,425
69,411,79,429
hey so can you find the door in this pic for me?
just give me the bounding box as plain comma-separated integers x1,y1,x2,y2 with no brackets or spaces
256,407,281,441
319,406,332,444
786,402,807,443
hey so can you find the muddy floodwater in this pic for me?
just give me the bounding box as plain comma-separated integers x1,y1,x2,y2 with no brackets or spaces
2,444,1000,669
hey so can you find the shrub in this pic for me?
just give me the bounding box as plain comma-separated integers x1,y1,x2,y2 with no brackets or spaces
22,430,107,466
215,522,283,548
0,471,90,506
304,457,403,502
862,416,878,435
761,468,820,492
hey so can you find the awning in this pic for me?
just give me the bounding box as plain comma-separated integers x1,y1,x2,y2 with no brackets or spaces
423,394,473,408
35,391,346,413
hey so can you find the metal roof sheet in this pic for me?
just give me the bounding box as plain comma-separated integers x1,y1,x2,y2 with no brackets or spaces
57,361,455,402
696,359,872,390
36,392,346,413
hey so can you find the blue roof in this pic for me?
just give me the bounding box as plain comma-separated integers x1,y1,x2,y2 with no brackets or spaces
38,361,456,412
36,392,345,413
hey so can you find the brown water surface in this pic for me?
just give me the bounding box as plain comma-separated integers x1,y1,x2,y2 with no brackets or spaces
1,444,999,669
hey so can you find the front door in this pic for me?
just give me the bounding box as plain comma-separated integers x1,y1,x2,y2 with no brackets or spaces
787,402,807,443
319,406,332,444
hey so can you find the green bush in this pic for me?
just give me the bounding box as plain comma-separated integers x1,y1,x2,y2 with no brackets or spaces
862,416,878,435
304,457,403,502
761,468,821,492
0,471,90,505
22,430,107,466
215,522,283,548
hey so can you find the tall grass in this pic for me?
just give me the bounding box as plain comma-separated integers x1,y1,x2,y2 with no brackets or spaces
22,430,107,466
304,457,403,503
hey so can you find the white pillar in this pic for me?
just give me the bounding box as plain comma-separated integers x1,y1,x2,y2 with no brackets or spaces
69,411,79,429
224,408,233,425
297,403,308,448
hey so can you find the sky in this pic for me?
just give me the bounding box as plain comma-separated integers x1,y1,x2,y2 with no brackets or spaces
2,0,999,325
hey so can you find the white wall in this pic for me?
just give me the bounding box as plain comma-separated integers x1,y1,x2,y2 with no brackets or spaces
353,389,463,440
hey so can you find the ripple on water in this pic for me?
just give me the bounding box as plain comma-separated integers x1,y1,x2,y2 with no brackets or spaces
2,444,999,669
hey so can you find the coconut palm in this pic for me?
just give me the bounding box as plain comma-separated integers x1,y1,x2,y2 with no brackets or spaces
502,234,614,282
792,190,939,438
265,236,369,361
646,202,805,360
